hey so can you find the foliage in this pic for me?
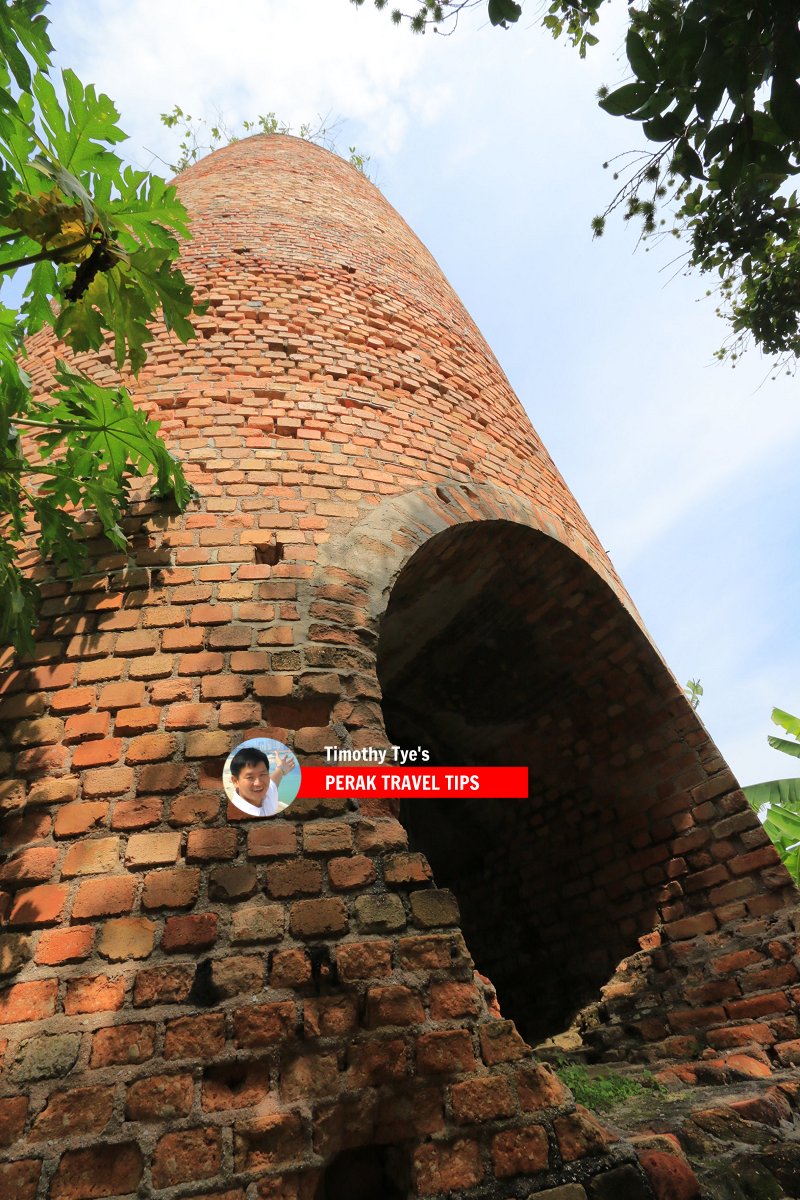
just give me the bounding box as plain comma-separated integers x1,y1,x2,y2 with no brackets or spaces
356,0,800,368
160,106,371,178
684,678,703,710
0,0,201,651
554,1060,665,1112
743,709,800,889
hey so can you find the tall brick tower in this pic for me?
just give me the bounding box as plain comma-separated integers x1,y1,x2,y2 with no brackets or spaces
2,135,799,1200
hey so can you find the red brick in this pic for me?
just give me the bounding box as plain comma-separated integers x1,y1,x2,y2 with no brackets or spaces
397,934,456,971
430,982,482,1020
336,940,392,981
115,630,160,656
289,897,347,937
479,1019,529,1065
209,864,258,901
451,1075,517,1123
90,1022,156,1066
98,916,155,961
138,762,188,792
125,1073,193,1120
0,1094,27,1147
62,836,120,877
162,912,218,952
0,1159,42,1200
133,964,194,1006
727,992,791,1019
270,948,313,989
492,1125,550,1176
328,854,377,890
417,1029,476,1075
366,985,425,1028
64,974,125,1014
72,874,136,918
9,883,69,926
162,626,204,651
179,651,224,675
187,827,238,860
97,680,145,710
72,738,123,768
0,978,57,1024
303,823,353,856
10,715,64,745
202,674,246,700
248,823,298,857
51,686,94,713
414,1139,483,1194
164,1013,226,1059
36,925,94,965
663,913,718,940
185,730,233,758
170,792,221,825
203,1061,270,1111
554,1107,616,1161
124,732,176,764
125,830,181,867
303,995,359,1039
114,706,161,734
64,711,110,742
384,851,433,886
29,1085,114,1140
219,700,262,727
190,603,232,625
26,776,79,807
142,867,200,909
234,1001,297,1048
54,801,108,838
266,859,323,898
50,1144,142,1200
0,846,58,886
347,1038,408,1087
111,796,163,829
83,766,134,798
165,702,215,729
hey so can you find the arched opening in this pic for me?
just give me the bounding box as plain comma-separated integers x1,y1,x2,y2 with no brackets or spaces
315,1146,409,1199
377,520,697,1046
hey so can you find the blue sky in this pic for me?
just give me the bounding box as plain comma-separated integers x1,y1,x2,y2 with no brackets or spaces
46,0,800,784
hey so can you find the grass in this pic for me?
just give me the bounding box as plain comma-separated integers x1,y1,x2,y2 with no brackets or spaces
554,1060,666,1113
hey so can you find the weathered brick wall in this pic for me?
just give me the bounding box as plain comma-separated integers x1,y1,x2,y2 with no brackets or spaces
0,135,797,1198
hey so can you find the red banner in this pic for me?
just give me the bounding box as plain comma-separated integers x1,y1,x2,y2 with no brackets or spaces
297,766,528,800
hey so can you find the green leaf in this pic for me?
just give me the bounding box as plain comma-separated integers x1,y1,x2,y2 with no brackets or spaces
642,111,685,141
598,82,654,117
626,29,658,84
772,708,800,739
487,0,521,27
768,736,800,760
771,69,800,140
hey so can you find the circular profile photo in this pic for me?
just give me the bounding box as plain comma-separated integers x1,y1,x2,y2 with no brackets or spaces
223,737,301,818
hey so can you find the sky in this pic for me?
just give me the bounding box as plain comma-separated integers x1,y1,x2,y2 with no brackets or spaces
45,0,800,785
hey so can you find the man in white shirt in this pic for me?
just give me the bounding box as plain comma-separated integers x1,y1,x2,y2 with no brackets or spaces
229,746,297,817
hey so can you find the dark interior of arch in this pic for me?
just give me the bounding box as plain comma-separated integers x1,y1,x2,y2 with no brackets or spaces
315,1146,409,1199
377,519,703,1046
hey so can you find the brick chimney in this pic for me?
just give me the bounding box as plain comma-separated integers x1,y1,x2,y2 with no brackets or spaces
1,135,797,1200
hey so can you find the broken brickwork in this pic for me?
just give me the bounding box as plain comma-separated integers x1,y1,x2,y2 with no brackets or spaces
0,135,797,1199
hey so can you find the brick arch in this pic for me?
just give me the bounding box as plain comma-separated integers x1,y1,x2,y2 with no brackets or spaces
308,487,800,1065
